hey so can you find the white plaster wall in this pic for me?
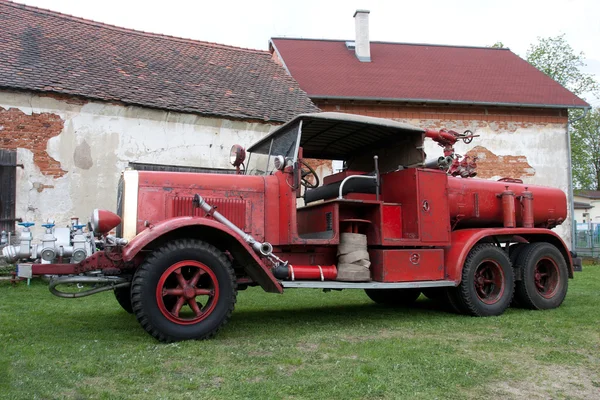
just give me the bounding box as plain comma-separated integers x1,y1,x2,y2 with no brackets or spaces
1,91,275,237
419,121,572,247
574,196,600,225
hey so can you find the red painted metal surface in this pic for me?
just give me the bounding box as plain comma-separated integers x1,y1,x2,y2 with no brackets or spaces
30,251,123,276
136,171,267,242
170,196,247,231
323,170,368,185
370,249,445,282
287,264,337,281
122,216,283,294
92,209,122,234
521,188,534,228
381,168,451,244
381,204,402,240
500,187,516,228
447,177,567,229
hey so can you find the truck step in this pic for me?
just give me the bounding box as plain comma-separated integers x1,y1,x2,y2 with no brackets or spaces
280,280,456,289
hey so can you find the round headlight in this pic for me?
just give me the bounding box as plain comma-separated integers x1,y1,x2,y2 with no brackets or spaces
273,155,286,171
229,144,246,167
90,209,122,235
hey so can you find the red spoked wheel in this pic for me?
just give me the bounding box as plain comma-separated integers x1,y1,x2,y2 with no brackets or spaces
473,260,505,305
514,243,568,310
455,244,514,316
533,257,560,299
156,261,219,325
131,239,237,342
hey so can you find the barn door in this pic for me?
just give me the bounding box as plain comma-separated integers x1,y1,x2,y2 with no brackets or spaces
0,149,18,233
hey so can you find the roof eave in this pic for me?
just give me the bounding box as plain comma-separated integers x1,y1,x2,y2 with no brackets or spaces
309,95,591,110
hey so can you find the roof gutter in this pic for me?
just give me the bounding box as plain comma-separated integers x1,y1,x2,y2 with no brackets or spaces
309,95,590,109
566,106,592,251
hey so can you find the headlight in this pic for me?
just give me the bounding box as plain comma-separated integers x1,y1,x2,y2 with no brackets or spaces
273,155,286,171
90,209,122,235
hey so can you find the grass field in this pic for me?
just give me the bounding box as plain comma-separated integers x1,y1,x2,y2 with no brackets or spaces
1,266,599,400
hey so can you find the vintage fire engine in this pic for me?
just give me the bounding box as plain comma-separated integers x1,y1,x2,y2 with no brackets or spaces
2,113,579,342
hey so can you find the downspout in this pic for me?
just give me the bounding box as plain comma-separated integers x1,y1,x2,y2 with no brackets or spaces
567,107,591,250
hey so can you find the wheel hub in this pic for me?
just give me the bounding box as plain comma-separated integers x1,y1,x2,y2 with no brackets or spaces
156,260,219,325
534,258,559,299
183,285,196,299
473,260,505,305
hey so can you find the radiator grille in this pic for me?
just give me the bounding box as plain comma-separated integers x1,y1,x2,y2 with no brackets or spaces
171,197,247,230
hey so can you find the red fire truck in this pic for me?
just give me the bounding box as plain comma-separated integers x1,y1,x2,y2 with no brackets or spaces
3,113,579,342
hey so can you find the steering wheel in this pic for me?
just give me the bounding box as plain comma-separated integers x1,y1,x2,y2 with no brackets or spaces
299,159,320,189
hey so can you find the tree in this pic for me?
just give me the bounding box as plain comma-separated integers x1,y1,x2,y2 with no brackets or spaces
526,34,599,96
490,41,506,48
526,34,599,190
571,108,600,190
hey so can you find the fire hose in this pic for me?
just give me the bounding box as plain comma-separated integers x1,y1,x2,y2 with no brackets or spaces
49,275,130,298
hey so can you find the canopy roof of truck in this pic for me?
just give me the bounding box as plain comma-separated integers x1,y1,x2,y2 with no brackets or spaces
247,112,425,162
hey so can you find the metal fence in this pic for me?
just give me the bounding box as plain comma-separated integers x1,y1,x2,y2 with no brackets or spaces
575,226,600,258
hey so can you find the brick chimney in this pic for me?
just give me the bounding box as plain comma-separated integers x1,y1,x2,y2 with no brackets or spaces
353,9,371,62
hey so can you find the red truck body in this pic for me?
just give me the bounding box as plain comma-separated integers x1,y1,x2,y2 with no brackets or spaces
6,112,577,342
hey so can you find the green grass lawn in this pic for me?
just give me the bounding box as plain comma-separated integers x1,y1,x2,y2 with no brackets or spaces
1,266,599,400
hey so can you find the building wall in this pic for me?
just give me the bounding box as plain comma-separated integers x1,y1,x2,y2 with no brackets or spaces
574,196,600,225
317,101,573,246
0,91,276,236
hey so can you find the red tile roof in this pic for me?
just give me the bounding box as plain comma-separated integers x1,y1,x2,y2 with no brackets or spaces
271,38,589,109
0,1,319,122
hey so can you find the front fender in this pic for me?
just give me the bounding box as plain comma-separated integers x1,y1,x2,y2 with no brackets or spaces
122,216,282,293
445,228,573,284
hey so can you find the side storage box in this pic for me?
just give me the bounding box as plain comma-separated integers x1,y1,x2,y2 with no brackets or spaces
370,249,445,282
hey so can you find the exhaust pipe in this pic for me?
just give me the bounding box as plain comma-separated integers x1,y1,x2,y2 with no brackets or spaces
193,194,286,266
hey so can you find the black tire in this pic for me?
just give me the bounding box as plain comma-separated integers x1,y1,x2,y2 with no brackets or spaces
456,244,514,317
509,243,527,307
131,239,237,342
114,286,133,314
509,243,527,263
441,287,467,314
364,288,421,306
513,243,568,310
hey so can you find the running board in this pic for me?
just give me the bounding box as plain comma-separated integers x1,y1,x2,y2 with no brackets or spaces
280,280,456,289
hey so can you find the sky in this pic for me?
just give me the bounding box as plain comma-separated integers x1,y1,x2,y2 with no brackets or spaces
16,0,600,106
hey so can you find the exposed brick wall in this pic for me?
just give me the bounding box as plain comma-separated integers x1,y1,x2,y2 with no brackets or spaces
465,146,535,179
0,106,66,177
316,102,568,124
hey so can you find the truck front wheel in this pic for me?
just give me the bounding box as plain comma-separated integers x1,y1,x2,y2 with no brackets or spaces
513,243,568,310
114,286,133,314
455,244,514,317
131,239,237,342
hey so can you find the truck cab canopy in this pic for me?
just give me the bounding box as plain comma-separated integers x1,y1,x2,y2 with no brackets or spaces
247,112,426,173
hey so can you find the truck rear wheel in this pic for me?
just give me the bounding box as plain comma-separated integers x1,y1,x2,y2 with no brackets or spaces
131,239,237,342
509,243,527,307
513,243,568,310
456,244,514,317
364,288,421,306
114,286,133,314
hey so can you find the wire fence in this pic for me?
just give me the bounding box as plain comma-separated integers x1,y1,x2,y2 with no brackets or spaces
575,225,600,258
